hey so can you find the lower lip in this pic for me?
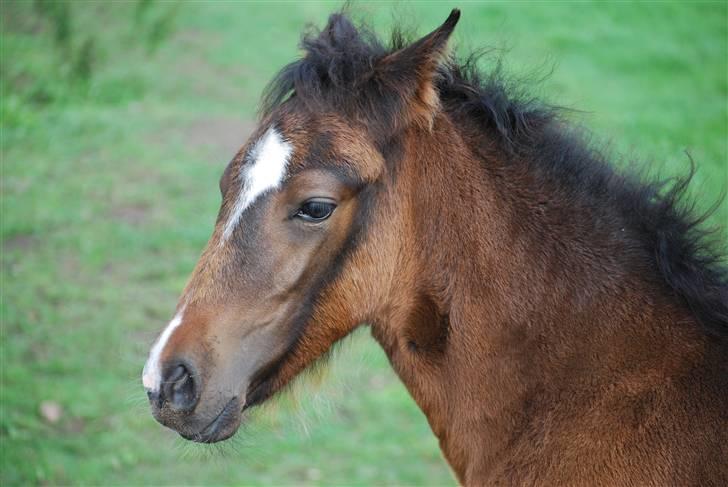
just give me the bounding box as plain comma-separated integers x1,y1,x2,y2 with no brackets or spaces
184,397,240,443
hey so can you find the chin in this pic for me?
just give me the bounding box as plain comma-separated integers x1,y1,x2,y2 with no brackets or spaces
175,397,245,444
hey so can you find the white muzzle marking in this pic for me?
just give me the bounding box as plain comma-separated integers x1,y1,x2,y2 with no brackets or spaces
142,308,185,392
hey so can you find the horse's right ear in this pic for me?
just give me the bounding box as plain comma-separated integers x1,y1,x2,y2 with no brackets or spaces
375,9,461,130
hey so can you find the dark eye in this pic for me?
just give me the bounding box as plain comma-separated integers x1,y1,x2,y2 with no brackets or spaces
295,200,337,222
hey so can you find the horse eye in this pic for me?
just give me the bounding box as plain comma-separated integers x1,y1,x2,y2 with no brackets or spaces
295,200,336,222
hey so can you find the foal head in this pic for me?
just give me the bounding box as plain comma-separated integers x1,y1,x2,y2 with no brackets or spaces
142,10,460,442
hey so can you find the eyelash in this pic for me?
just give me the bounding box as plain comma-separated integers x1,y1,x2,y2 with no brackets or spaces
295,200,337,222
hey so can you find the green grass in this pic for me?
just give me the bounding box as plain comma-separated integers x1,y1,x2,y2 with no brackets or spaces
1,1,726,485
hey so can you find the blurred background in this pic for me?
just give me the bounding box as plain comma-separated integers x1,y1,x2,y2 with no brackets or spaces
1,1,726,485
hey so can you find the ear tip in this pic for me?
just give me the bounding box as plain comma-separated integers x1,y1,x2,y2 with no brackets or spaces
445,8,462,29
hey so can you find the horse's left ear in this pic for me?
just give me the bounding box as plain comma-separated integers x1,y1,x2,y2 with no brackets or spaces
376,9,461,130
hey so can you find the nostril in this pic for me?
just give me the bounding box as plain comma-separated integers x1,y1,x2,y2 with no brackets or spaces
167,364,187,385
161,363,198,412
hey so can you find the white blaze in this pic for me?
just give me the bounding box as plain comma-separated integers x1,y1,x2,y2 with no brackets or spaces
142,128,292,391
222,128,292,241
142,308,185,392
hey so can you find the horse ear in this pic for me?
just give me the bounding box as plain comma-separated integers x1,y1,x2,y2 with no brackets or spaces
376,9,461,130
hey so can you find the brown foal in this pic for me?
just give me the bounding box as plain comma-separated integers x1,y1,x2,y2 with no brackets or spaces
143,9,728,485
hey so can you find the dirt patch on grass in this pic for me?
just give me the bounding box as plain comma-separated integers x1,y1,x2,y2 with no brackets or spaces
184,117,255,162
3,233,38,253
146,116,254,164
110,202,151,227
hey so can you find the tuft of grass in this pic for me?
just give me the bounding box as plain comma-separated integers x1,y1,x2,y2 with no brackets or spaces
1,1,726,485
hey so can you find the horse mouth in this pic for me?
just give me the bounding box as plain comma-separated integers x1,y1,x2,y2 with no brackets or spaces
176,355,284,443
180,397,242,443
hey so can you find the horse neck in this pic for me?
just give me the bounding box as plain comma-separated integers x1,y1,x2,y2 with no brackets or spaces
370,112,704,482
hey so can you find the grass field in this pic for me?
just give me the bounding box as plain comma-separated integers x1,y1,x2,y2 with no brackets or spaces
2,1,726,485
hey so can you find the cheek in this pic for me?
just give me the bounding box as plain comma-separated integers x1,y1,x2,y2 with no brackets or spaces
263,222,321,297
269,251,312,295
265,199,359,297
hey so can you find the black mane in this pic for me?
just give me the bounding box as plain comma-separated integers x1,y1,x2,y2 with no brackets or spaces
262,12,728,336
